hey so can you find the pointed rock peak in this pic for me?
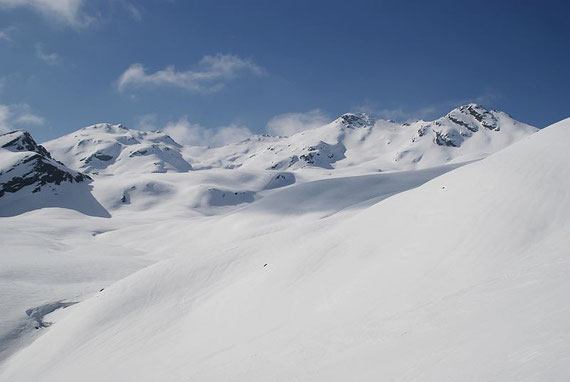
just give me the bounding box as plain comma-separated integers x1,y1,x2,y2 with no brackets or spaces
0,130,91,199
336,113,375,128
0,130,51,157
448,103,495,120
454,103,489,114
445,104,499,131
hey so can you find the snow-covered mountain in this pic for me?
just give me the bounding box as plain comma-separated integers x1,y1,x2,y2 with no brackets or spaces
41,104,536,178
0,130,92,210
185,104,537,172
44,123,192,175
0,103,525,215
0,104,540,218
0,115,567,381
0,131,109,217
0,130,90,196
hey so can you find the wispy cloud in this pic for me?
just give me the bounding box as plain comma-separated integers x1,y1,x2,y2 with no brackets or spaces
136,114,158,131
0,28,12,41
0,103,45,133
0,0,92,28
354,94,502,122
163,116,252,147
124,2,142,22
117,54,266,93
266,109,330,136
360,106,439,122
35,43,61,66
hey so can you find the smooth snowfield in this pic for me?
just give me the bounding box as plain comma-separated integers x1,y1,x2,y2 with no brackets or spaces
0,161,459,364
1,119,568,381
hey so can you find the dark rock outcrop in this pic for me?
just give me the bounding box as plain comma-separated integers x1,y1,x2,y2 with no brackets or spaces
0,130,90,197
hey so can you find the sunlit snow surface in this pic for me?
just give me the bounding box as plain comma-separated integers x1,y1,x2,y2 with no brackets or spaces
2,109,568,381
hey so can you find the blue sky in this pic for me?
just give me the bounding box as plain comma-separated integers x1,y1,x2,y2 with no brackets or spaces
0,0,568,144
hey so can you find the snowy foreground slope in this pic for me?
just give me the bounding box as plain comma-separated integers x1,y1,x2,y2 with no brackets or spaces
0,159,462,362
0,117,568,381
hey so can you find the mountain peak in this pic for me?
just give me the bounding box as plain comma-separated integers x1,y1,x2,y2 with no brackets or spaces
444,103,500,132
45,123,191,174
0,130,90,199
336,113,375,128
0,130,52,158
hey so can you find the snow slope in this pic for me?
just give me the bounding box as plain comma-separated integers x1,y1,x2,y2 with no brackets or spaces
1,118,567,381
0,151,461,363
0,209,151,361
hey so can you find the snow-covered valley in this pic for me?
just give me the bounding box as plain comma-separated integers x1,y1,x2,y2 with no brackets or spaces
1,105,568,381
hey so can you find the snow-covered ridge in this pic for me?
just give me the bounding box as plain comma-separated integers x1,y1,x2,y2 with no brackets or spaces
44,123,192,175
39,105,537,176
185,104,537,172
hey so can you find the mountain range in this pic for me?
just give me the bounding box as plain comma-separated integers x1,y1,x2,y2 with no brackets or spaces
0,104,537,215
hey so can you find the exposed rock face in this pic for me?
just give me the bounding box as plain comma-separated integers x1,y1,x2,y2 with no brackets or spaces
420,104,521,148
434,130,463,147
1,130,52,157
0,131,90,198
337,113,375,128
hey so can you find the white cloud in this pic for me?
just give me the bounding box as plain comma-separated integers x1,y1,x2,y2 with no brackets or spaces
14,112,44,125
117,54,265,93
353,94,502,122
0,0,91,28
0,105,11,133
212,125,253,146
266,109,330,136
136,114,158,131
0,103,45,133
163,116,252,147
370,106,438,122
35,43,61,66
